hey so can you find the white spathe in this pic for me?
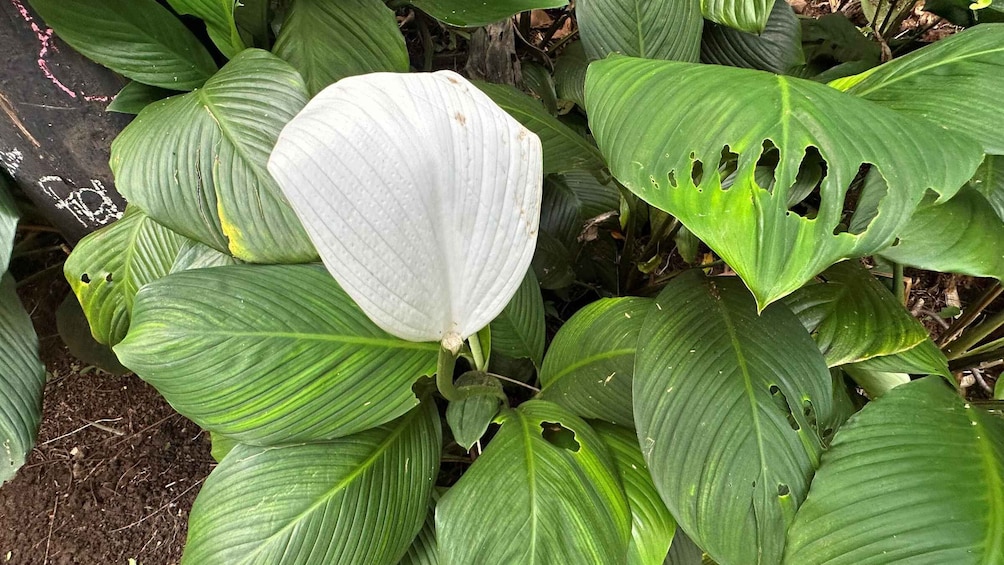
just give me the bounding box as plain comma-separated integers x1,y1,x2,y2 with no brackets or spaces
268,71,543,343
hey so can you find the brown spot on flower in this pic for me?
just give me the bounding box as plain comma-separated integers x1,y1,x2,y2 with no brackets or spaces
454,112,466,126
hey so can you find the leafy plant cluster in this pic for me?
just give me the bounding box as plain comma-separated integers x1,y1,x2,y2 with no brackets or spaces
2,0,1004,563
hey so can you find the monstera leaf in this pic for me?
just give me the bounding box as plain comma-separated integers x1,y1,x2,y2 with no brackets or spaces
784,377,1004,564
586,56,983,308
576,0,703,62
111,50,316,264
634,271,834,565
269,71,543,343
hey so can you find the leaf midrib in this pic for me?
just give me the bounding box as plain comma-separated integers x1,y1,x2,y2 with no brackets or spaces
540,348,636,389
518,411,539,564
235,407,422,565
131,328,438,351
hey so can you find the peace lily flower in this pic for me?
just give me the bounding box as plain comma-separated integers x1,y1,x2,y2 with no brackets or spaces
268,71,543,353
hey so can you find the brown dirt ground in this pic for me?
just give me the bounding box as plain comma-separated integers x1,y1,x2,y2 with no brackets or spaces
0,275,212,565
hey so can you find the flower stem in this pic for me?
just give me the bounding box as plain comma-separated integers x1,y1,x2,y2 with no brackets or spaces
436,335,463,402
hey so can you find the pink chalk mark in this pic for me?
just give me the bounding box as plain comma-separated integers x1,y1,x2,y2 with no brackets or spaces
11,0,114,103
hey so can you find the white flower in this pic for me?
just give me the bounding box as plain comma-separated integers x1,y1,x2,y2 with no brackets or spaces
268,71,543,344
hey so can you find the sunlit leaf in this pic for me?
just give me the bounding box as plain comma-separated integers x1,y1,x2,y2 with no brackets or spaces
269,71,542,343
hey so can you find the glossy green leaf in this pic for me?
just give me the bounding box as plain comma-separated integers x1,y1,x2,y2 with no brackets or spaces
437,400,631,564
585,56,983,308
209,431,239,463
969,155,1004,222
783,261,927,366
701,0,772,34
409,0,568,27
532,231,577,290
489,271,545,366
167,0,245,58
111,49,315,264
106,81,178,115
784,377,1004,564
28,0,217,90
183,402,441,565
115,264,439,445
841,365,909,397
577,0,702,62
634,271,833,565
477,82,605,174
538,297,651,427
880,189,1004,281
273,0,408,96
665,529,705,565
64,207,188,346
521,63,559,115
235,0,271,48
445,372,503,451
595,422,676,565
700,0,802,73
848,337,952,380
0,177,16,274
838,24,1004,154
169,239,239,273
553,41,588,109
0,275,45,485
400,495,439,565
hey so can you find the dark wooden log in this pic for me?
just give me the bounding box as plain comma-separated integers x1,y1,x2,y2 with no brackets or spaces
0,0,130,243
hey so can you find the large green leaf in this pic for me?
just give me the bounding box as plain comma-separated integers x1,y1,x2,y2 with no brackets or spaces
111,49,315,264
664,529,705,565
701,0,772,34
847,337,952,380
577,0,702,62
408,0,568,27
784,377,1004,564
538,297,651,427
489,270,545,366
114,264,439,445
553,41,589,109
836,24,1004,155
634,271,833,565
0,275,45,485
477,82,605,174
585,56,983,309
0,177,16,274
167,0,245,58
28,0,217,90
400,495,439,565
183,401,441,565
273,0,409,96
700,0,802,74
969,155,1004,222
437,400,631,564
64,206,190,346
783,261,928,366
106,81,178,115
595,423,676,565
880,189,1004,281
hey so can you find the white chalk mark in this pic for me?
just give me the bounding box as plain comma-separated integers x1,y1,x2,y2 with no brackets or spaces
1,148,23,176
38,175,123,227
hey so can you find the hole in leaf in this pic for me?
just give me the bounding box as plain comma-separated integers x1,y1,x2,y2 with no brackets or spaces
778,483,790,497
717,146,740,191
667,170,678,188
105,273,113,283
821,427,835,446
755,140,779,193
786,147,828,219
690,159,704,187
803,398,817,430
540,421,580,452
80,274,90,284
833,163,872,236
769,385,800,431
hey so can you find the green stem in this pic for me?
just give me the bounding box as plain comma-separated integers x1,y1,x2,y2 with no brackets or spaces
436,345,461,402
946,307,1004,360
948,346,1004,372
469,332,487,372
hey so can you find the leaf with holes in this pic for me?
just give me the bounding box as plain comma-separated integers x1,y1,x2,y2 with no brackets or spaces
577,0,702,62
880,189,1004,281
836,24,1004,154
0,275,45,485
273,0,408,96
114,264,439,445
538,297,651,427
634,271,833,565
586,56,983,309
437,400,631,564
111,49,316,264
595,422,677,565
64,207,189,346
477,82,605,174
784,377,1004,564
783,261,928,366
268,71,542,343
700,0,803,74
28,0,217,90
182,401,441,565
489,271,545,366
167,0,245,58
408,0,568,27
